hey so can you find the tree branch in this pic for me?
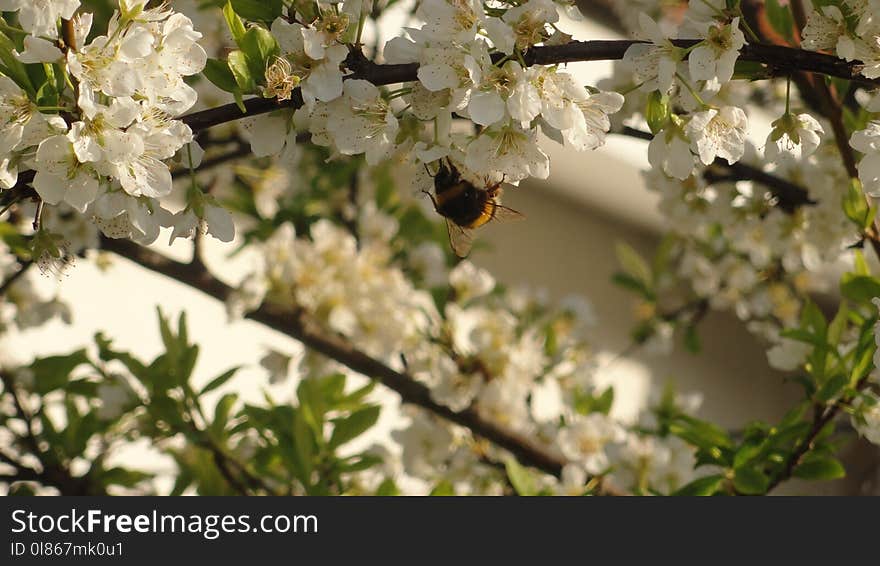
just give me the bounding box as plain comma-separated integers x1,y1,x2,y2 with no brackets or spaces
180,40,880,134
98,237,584,484
765,375,872,494
4,38,875,208
618,127,815,212
741,0,880,260
0,260,33,296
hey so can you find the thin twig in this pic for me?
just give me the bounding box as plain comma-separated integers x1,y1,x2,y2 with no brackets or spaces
765,375,872,493
0,260,32,296
618,127,815,212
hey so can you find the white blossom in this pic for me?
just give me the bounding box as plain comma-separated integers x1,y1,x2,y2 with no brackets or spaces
449,261,495,302
465,123,549,182
271,18,348,105
852,396,880,446
766,338,811,371
324,80,398,165
685,106,748,165
765,113,824,163
622,14,683,93
33,134,100,212
0,0,79,39
687,18,745,85
850,122,880,196
649,123,695,180
556,413,624,474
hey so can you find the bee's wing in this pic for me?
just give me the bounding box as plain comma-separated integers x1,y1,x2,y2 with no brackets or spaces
492,204,525,222
446,219,475,258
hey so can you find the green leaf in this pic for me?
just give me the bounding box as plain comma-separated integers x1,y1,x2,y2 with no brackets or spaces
505,458,538,496
733,466,770,495
843,178,875,230
673,474,725,496
827,303,849,346
375,478,400,496
338,453,382,473
800,301,827,338
732,440,763,469
291,409,315,484
765,0,794,42
615,242,652,287
317,373,347,405
200,367,239,396
96,467,153,488
210,393,238,437
429,480,455,496
645,91,669,134
853,250,870,276
815,374,848,403
683,324,701,354
231,0,283,22
611,272,655,300
30,350,90,394
329,405,381,449
840,274,880,304
793,456,845,481
202,57,239,93
851,344,875,385
222,1,247,44
669,415,733,450
232,88,247,113
779,328,823,347
0,31,35,96
227,50,256,93
240,26,279,80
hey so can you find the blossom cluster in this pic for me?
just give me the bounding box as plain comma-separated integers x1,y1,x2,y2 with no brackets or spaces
0,0,234,247
244,0,624,186
595,0,876,372
228,197,702,494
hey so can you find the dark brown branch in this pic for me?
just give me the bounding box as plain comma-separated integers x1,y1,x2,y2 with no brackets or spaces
180,40,880,135
98,237,574,481
619,127,815,212
4,38,877,196
170,143,252,180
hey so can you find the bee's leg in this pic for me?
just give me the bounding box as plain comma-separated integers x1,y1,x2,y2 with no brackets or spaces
424,163,436,178
487,174,507,197
421,188,439,210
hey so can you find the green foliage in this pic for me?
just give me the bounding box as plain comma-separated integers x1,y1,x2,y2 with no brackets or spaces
793,454,846,481
840,274,880,304
202,57,239,93
645,91,670,135
215,1,281,100
505,457,540,496
673,474,725,496
29,350,90,394
764,0,795,42
574,386,615,416
843,178,877,231
229,0,283,22
3,310,388,496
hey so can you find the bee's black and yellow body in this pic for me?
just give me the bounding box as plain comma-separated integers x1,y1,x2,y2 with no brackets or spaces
434,181,496,229
425,159,522,257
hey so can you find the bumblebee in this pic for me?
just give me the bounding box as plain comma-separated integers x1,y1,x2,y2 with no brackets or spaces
424,159,523,257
